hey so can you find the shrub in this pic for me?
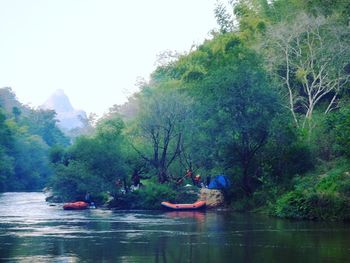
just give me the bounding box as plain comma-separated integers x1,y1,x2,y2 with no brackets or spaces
274,183,350,221
274,190,309,219
109,182,199,210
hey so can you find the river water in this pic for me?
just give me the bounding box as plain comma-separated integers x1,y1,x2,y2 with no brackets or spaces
0,192,350,262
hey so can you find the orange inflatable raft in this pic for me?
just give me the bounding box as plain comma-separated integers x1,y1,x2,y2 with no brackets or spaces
63,201,89,210
161,200,206,210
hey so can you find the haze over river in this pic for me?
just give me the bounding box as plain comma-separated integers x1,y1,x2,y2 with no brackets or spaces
1,192,350,262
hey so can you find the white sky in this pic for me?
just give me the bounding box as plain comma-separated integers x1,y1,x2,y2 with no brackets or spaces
0,0,219,116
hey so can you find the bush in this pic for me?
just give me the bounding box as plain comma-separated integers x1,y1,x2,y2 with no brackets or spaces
274,190,308,219
109,182,199,210
230,197,256,211
275,190,350,221
49,161,106,203
274,161,350,221
325,105,350,158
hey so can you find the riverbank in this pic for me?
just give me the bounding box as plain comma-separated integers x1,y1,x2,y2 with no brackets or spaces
226,158,350,222
272,159,350,221
106,183,200,210
42,158,350,221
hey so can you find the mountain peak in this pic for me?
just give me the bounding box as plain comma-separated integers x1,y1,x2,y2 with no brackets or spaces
52,88,65,96
41,89,87,131
42,89,74,113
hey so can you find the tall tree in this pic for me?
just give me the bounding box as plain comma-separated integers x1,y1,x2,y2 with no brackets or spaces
264,13,350,132
24,109,69,147
50,116,127,199
130,87,192,183
174,33,278,194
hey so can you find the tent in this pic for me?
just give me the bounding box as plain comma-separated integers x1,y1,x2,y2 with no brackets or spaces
208,174,230,190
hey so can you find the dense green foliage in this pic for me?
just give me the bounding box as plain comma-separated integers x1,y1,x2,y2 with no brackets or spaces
49,116,128,201
0,88,69,191
109,182,198,210
274,159,350,220
2,1,350,218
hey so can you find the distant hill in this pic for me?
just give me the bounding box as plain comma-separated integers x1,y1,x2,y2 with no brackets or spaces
41,89,86,131
0,87,26,113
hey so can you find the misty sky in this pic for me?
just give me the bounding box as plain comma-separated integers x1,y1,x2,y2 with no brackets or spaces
0,0,220,116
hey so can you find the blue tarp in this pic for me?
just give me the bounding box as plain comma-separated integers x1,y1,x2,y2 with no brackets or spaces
208,174,230,190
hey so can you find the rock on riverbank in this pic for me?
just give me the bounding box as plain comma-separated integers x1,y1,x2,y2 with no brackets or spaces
198,188,224,208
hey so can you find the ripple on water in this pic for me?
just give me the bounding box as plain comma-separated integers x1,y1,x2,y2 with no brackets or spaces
3,255,79,263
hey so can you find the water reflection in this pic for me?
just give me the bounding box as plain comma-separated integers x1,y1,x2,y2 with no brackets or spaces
164,211,206,222
1,193,350,262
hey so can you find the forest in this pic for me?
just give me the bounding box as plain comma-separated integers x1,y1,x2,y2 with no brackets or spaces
1,0,350,220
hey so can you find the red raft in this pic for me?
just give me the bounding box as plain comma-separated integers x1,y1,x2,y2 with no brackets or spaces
63,201,89,210
161,200,206,210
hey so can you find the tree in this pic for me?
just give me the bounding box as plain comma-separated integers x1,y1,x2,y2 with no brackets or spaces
0,87,24,114
50,116,128,200
130,88,192,183
172,33,278,195
12,107,21,122
232,0,270,42
67,113,97,138
23,109,69,147
0,110,14,191
11,134,51,190
264,13,350,133
331,105,350,158
215,0,235,33
204,53,277,194
71,116,127,184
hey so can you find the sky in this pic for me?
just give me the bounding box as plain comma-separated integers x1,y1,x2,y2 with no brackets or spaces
0,0,220,116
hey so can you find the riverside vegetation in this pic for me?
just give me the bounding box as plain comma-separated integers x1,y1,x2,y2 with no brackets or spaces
1,0,350,220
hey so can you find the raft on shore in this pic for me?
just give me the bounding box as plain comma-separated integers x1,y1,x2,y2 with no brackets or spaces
63,201,89,210
161,201,206,210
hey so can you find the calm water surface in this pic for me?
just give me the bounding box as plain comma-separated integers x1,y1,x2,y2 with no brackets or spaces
1,192,350,262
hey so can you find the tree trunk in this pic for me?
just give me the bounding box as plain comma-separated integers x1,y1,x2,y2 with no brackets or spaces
242,157,252,196
242,169,252,196
158,169,168,183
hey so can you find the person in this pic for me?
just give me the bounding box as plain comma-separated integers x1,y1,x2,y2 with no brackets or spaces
115,179,122,188
176,177,184,185
194,174,202,187
186,169,193,178
84,192,91,203
131,172,141,187
206,176,211,188
133,175,140,186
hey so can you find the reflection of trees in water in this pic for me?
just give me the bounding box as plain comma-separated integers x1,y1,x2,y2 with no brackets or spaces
0,235,81,262
153,231,198,263
164,211,206,222
155,236,168,263
153,212,225,263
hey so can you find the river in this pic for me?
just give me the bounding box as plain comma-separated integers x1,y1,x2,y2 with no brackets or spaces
0,192,350,262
